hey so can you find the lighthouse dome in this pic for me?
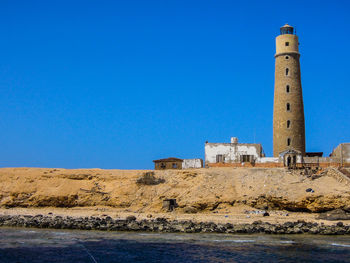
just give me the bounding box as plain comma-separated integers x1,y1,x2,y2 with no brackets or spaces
280,24,294,35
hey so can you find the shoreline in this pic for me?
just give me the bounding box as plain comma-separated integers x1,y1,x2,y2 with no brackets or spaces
1,213,350,235
1,167,350,235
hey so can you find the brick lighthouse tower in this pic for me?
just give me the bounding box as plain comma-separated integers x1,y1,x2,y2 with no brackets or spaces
273,24,305,156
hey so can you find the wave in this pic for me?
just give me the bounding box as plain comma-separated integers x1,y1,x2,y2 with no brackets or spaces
331,243,350,248
213,239,255,243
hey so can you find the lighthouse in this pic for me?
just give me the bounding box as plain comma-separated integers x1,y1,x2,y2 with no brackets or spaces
273,24,305,156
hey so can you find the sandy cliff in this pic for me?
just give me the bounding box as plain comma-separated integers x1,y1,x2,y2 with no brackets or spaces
0,167,349,214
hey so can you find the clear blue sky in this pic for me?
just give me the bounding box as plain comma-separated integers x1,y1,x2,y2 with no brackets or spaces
1,0,349,169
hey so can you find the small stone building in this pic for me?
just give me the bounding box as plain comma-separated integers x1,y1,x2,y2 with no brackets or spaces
205,137,264,166
279,148,303,167
153,158,203,170
153,157,183,170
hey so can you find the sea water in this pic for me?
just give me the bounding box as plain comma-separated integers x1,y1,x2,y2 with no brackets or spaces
0,228,349,262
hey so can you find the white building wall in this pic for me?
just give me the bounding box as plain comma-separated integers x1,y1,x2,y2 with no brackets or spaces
182,159,203,169
297,155,303,163
257,157,279,163
205,143,261,164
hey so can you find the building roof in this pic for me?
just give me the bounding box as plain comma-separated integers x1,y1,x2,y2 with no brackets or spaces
153,157,183,163
281,23,293,28
205,142,262,147
305,152,323,157
279,148,302,156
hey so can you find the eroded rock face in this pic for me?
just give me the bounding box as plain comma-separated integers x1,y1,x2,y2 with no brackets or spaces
246,195,350,213
0,167,349,213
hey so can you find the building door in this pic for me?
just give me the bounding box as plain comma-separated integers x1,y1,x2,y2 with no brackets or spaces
216,155,224,163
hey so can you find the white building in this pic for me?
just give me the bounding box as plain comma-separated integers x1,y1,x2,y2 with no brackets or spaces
182,159,203,169
205,137,265,166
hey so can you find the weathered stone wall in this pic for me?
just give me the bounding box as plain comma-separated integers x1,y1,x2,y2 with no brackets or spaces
331,144,350,163
303,157,341,164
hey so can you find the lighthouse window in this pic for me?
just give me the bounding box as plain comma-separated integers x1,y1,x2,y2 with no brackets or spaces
286,68,289,76
286,85,290,93
285,42,289,46
287,120,291,128
286,103,291,111
287,138,291,146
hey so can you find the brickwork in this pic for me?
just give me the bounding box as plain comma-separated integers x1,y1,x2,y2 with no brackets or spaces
273,25,305,156
207,162,349,169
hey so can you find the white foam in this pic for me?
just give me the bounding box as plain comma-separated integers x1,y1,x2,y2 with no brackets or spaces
279,240,295,244
54,232,69,236
20,230,37,233
331,243,350,248
213,239,255,243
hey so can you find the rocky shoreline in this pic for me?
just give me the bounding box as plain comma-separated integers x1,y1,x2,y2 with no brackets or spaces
0,214,349,235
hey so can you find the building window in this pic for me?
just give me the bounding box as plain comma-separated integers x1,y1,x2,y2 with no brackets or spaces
242,155,254,163
216,154,224,163
160,163,166,169
286,103,290,111
287,138,291,146
286,68,289,76
172,163,178,169
287,120,291,128
285,42,289,46
285,55,289,59
286,85,290,93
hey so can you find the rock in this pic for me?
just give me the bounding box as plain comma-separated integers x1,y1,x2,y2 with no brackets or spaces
126,215,136,222
336,222,344,227
183,206,198,214
317,209,350,221
342,206,350,212
0,212,349,235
